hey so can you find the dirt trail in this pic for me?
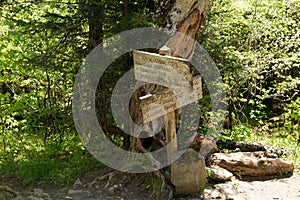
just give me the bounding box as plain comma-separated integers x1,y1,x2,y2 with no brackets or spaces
1,168,300,200
232,169,300,200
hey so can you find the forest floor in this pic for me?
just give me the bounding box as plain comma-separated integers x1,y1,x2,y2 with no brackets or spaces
1,167,300,200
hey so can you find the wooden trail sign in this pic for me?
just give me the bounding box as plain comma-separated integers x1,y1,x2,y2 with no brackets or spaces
133,50,203,162
134,51,193,88
134,50,202,123
139,76,202,123
131,0,210,194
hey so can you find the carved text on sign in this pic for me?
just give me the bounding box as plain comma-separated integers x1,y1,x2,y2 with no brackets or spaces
139,76,202,123
134,51,193,88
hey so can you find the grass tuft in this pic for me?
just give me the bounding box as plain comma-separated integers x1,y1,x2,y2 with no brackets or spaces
0,134,103,185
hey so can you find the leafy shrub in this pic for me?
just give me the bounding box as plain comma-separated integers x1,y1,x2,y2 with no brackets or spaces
200,0,300,130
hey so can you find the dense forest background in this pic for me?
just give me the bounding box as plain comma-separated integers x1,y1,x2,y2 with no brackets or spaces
0,0,299,184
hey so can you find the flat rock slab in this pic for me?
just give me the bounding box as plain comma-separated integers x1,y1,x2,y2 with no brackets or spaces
209,151,294,176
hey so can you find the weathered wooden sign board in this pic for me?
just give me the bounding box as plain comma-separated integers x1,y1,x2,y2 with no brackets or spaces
133,50,202,123
134,51,192,88
139,76,202,123
133,50,203,163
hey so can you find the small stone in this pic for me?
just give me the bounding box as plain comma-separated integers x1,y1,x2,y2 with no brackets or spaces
64,196,73,200
73,178,82,189
32,189,51,200
0,186,18,199
203,183,246,200
210,189,226,199
83,191,93,198
67,189,83,195
215,183,237,193
60,188,68,192
33,189,43,197
206,166,233,182
214,183,246,200
107,185,118,196
25,195,39,200
164,170,171,180
14,196,24,200
187,134,219,158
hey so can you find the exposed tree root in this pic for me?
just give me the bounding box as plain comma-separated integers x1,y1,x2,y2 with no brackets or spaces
88,171,119,188
152,170,174,200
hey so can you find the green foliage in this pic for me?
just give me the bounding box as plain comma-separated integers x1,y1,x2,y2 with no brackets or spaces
282,97,300,134
0,0,82,143
0,0,156,184
199,180,209,194
200,0,300,169
0,0,299,185
251,128,300,168
0,134,102,185
200,0,300,131
224,124,255,142
219,124,299,168
142,174,163,199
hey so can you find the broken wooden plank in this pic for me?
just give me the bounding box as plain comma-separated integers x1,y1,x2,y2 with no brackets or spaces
139,76,202,123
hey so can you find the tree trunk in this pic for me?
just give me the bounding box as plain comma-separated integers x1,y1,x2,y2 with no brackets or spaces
87,0,132,148
130,0,210,152
124,0,129,17
88,0,104,50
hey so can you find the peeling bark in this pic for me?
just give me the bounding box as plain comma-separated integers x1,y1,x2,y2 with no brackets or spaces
161,9,204,59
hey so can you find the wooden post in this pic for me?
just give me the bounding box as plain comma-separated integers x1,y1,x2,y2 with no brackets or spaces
165,111,177,163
